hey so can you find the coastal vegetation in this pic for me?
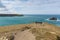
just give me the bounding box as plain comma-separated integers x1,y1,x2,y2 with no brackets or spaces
0,22,60,40
0,14,23,17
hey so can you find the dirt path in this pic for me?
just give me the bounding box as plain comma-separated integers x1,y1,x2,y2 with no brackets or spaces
14,30,35,40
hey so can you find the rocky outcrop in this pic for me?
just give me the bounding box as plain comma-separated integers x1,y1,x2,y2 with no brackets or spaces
49,17,57,20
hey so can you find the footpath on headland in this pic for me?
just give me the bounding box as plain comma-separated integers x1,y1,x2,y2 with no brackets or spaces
0,22,60,40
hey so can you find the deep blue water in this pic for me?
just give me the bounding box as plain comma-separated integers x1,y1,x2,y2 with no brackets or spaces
0,15,60,26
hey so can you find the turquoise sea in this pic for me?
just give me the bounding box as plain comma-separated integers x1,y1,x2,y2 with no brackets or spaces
0,15,60,26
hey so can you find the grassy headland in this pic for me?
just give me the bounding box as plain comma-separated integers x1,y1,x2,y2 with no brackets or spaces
0,22,60,40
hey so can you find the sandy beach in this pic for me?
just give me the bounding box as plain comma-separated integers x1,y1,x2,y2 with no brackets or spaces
0,22,60,40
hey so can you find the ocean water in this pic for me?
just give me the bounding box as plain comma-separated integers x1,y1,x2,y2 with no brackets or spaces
0,15,60,26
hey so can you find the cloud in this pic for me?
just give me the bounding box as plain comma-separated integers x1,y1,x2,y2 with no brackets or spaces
1,0,60,14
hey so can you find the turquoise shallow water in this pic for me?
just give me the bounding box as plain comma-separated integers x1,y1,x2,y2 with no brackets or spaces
0,15,60,26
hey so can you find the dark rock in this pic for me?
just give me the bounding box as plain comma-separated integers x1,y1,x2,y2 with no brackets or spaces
35,22,43,24
49,17,57,20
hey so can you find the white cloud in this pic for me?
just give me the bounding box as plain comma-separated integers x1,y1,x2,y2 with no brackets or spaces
1,0,60,14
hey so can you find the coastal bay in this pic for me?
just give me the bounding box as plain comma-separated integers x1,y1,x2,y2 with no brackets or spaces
0,15,60,26
0,15,59,40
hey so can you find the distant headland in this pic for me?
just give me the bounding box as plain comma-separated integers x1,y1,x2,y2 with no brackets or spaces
0,14,24,17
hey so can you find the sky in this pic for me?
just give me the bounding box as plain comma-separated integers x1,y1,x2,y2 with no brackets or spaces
0,0,60,14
